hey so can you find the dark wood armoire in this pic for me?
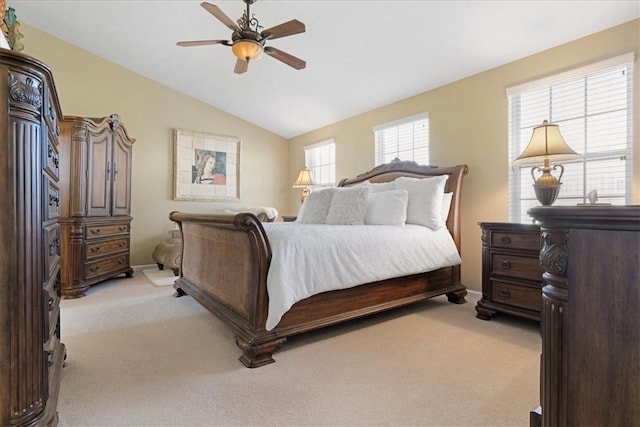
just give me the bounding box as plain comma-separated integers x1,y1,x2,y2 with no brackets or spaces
0,50,65,426
58,114,135,298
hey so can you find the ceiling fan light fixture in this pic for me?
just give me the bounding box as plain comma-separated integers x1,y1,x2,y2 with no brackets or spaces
232,39,263,62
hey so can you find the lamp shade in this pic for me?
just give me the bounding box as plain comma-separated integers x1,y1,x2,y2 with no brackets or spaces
513,120,582,165
232,39,263,62
292,168,316,188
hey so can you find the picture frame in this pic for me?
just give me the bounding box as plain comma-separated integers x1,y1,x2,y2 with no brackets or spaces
173,128,240,201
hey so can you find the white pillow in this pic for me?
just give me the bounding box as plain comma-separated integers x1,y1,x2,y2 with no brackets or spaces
365,189,409,225
394,175,448,229
441,192,453,222
296,188,336,224
365,180,395,193
325,186,371,225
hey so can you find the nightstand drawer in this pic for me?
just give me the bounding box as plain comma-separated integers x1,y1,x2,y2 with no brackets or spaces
491,280,541,312
490,252,541,281
490,231,539,251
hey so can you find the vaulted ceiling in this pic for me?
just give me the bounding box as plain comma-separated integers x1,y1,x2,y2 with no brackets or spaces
12,0,640,138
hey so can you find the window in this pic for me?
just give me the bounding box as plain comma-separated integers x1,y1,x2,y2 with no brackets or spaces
508,53,634,223
374,114,429,166
304,139,335,188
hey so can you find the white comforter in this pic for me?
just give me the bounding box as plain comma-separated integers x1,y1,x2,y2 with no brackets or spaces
261,223,462,331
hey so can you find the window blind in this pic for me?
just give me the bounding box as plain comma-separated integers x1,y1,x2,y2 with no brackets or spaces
304,139,335,187
374,113,429,166
507,53,634,223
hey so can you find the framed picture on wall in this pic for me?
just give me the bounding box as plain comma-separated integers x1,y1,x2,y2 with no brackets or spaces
173,128,241,201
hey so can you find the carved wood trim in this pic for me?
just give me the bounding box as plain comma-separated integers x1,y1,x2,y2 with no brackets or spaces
540,231,568,275
8,71,43,108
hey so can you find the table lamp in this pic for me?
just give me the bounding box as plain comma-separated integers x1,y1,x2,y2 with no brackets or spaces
513,120,582,206
292,167,316,203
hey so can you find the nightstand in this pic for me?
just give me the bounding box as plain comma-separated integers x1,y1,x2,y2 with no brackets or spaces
282,215,297,222
476,222,542,321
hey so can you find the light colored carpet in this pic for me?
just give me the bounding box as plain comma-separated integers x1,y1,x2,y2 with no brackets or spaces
58,274,541,427
142,267,177,287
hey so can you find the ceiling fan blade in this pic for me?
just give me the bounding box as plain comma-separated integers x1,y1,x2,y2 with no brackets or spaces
234,59,248,74
261,19,305,40
176,39,229,47
200,2,240,32
264,46,306,70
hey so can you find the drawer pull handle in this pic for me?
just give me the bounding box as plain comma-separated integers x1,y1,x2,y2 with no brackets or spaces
89,265,100,273
119,242,126,247
48,297,54,311
90,228,101,235
501,236,511,244
119,226,127,231
118,258,127,265
48,238,59,256
501,260,511,269
48,194,59,207
90,247,100,253
499,289,511,298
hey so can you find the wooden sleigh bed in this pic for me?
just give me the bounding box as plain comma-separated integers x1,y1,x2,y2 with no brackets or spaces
170,160,469,368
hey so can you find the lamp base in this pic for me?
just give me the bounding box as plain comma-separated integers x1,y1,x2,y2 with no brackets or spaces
531,163,564,206
300,187,310,204
534,184,561,206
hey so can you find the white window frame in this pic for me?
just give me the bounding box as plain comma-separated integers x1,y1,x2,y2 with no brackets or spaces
507,53,634,223
374,113,429,166
304,138,335,188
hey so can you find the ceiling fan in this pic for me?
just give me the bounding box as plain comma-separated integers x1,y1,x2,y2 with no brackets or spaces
177,0,306,74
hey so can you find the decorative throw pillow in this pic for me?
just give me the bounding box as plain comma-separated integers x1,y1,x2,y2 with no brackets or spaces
325,186,371,225
394,175,448,229
441,192,454,222
296,188,336,224
364,189,409,225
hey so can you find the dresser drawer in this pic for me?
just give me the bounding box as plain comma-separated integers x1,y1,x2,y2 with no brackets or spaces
85,223,130,239
45,91,59,140
43,273,60,343
44,138,60,180
490,252,541,281
44,333,60,367
43,223,60,277
45,179,60,220
85,237,129,260
490,231,539,251
85,254,129,279
491,280,541,312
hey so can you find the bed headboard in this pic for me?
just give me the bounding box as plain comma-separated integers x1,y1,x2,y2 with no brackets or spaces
338,159,469,253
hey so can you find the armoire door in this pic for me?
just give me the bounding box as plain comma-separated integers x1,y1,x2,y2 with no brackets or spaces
86,128,112,216
111,131,132,216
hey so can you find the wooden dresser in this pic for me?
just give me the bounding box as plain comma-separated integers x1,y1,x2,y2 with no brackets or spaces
528,206,640,427
0,51,65,426
58,114,135,298
476,222,542,321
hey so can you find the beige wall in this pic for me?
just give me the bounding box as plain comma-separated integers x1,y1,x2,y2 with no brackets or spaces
287,19,640,292
20,24,289,266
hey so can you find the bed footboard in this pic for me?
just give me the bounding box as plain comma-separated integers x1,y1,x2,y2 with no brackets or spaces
169,211,283,367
